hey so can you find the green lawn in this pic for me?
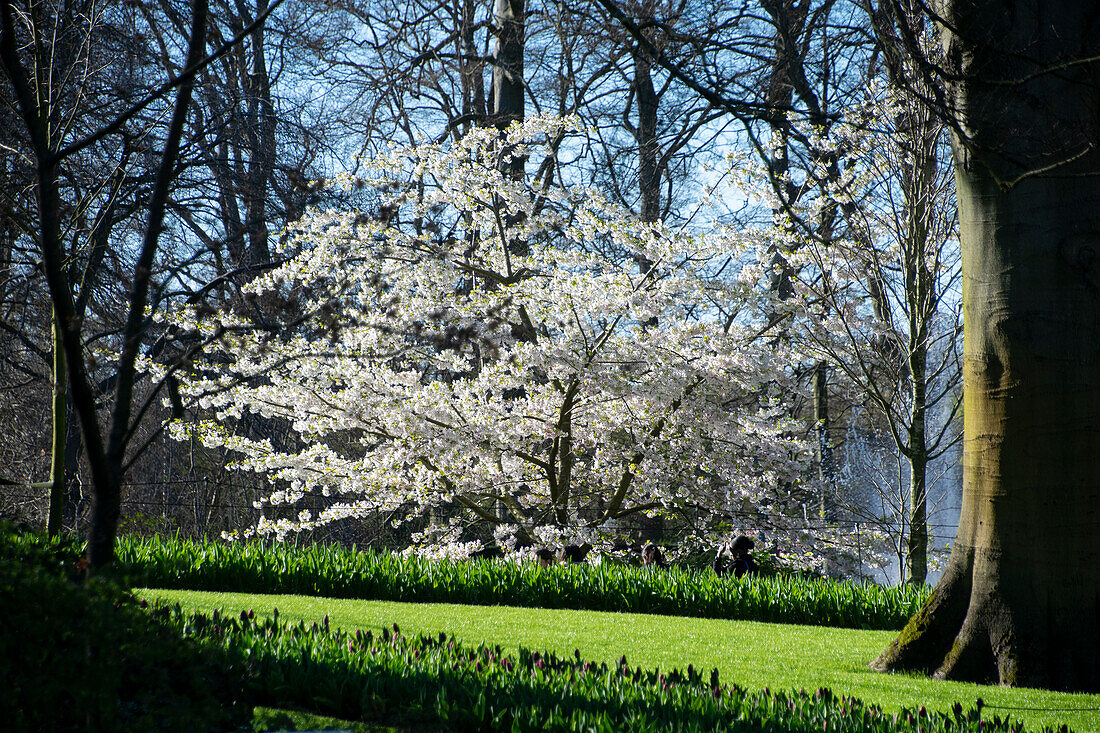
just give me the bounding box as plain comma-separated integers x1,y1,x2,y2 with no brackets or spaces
139,588,1100,732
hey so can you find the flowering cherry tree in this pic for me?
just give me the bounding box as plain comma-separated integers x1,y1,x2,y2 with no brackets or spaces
166,118,814,551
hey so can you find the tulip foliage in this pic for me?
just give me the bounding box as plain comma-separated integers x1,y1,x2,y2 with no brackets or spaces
116,534,928,630
168,118,814,548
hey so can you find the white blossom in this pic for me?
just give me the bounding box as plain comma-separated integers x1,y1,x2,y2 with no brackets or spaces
170,118,818,552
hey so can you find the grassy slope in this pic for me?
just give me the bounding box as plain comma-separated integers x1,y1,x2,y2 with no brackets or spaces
140,588,1100,733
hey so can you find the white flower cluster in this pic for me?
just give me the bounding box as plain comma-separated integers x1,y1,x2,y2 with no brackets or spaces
168,117,815,550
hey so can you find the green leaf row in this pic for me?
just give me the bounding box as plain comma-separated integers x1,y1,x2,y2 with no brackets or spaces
117,534,928,630
160,603,1057,733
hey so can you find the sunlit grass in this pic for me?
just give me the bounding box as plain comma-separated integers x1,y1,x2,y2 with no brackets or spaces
140,588,1100,732
253,706,394,733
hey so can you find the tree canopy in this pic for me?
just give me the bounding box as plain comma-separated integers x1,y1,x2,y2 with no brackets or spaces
168,119,819,555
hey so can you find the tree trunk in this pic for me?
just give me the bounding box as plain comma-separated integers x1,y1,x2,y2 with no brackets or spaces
632,1,659,226
899,85,936,589
490,0,525,263
61,397,84,530
904,326,928,586
46,310,67,537
491,0,524,172
904,458,927,585
873,0,1100,691
630,1,660,308
813,360,830,517
460,0,486,131
242,0,275,268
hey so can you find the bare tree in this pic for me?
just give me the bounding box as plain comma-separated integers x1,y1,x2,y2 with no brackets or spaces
0,1,164,533
792,78,962,584
1,0,341,541
0,0,300,568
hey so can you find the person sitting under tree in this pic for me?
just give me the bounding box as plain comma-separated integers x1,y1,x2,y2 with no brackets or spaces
641,543,667,568
714,536,757,578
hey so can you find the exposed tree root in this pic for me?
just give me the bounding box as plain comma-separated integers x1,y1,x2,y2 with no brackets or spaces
871,547,1100,693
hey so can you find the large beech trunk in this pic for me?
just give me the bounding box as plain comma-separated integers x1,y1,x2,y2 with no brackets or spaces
873,0,1100,691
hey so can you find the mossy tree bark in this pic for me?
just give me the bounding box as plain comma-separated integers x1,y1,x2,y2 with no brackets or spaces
46,310,68,538
872,0,1100,692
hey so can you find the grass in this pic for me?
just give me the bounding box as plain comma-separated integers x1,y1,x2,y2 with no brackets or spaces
253,706,410,732
140,588,1100,733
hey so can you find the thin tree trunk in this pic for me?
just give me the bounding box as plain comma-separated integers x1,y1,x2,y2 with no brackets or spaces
633,0,659,226
61,397,83,530
902,141,933,584
461,0,486,127
631,1,659,314
490,0,525,264
813,360,830,516
905,349,928,586
242,0,274,268
46,310,67,537
901,243,932,584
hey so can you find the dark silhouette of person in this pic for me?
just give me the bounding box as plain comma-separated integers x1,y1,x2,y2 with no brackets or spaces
641,543,667,568
714,536,758,578
729,535,758,578
469,546,504,559
559,543,592,564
